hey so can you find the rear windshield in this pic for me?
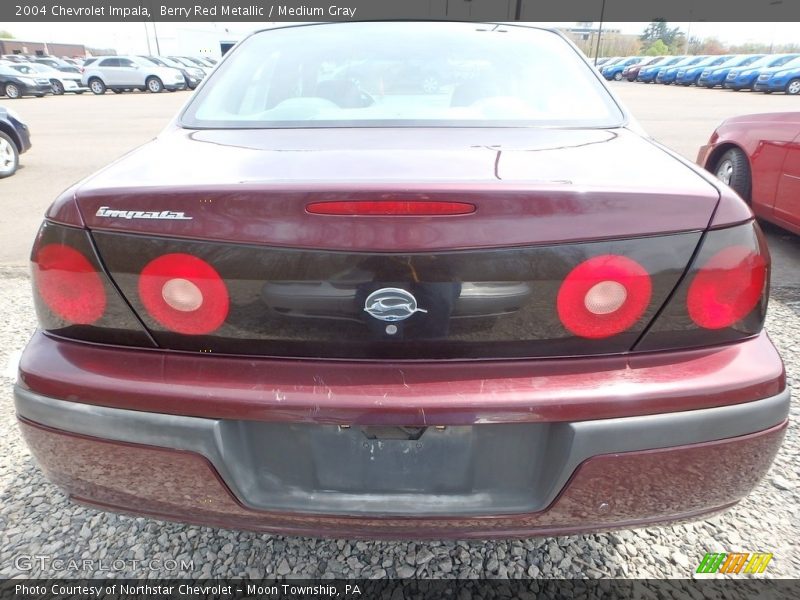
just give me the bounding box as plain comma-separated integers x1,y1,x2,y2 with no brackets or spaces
181,22,624,129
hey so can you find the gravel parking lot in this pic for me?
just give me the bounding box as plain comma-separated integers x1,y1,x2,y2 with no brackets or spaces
1,83,798,580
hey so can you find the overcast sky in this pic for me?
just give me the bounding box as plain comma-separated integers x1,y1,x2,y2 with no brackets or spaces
2,22,798,54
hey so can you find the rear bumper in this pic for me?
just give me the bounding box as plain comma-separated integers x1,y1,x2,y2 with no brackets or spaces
14,331,789,537
16,392,788,539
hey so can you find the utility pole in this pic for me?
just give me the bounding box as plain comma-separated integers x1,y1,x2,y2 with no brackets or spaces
152,20,161,55
144,22,152,55
593,0,606,65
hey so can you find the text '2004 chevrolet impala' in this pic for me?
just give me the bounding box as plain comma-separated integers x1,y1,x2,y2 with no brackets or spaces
15,23,788,539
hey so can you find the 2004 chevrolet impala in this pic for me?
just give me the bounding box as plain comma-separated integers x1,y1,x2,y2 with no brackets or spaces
15,23,789,539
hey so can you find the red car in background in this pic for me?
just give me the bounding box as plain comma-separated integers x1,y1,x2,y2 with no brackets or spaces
699,112,800,236
14,23,788,539
623,56,665,82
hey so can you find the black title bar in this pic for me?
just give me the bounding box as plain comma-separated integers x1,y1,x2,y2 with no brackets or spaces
2,0,800,22
3,578,800,600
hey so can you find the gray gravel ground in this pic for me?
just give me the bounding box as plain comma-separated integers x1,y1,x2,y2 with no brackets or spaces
1,268,798,580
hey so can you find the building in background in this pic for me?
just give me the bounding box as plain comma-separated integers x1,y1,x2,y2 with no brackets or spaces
144,26,244,59
0,38,89,57
560,23,641,57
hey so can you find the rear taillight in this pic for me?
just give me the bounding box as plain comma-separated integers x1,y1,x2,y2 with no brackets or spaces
557,255,652,339
636,220,769,352
687,245,767,329
306,201,476,216
138,253,229,335
33,243,106,324
30,221,156,348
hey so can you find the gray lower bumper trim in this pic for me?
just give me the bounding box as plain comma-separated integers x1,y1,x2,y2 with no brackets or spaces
14,386,790,517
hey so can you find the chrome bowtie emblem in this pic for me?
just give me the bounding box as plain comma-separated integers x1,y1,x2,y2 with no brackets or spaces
364,288,428,322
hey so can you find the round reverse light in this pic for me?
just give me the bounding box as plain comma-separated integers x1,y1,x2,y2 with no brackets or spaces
162,278,203,312
584,280,628,315
139,253,229,335
557,255,652,339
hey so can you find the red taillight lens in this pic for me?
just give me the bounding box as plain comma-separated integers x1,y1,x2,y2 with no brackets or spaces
138,253,229,335
33,243,106,324
687,245,767,329
557,255,652,339
306,201,476,216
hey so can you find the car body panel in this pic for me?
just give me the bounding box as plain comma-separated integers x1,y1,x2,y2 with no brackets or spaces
699,112,800,234
636,56,685,82
675,55,733,85
18,329,785,425
9,63,88,93
725,54,800,89
0,66,52,97
601,57,642,80
0,105,31,154
774,132,800,228
18,23,787,535
71,127,721,250
755,64,800,93
16,406,788,538
624,56,664,81
82,56,185,90
655,56,708,84
698,55,764,88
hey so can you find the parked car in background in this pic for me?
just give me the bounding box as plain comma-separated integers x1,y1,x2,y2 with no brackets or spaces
635,56,684,83
15,23,788,539
754,62,800,95
594,56,621,71
82,55,186,94
181,56,214,71
0,104,30,178
601,56,641,80
139,56,204,90
0,65,51,98
1,55,30,63
168,56,212,78
33,56,81,75
697,55,765,88
699,112,800,234
624,56,665,81
724,54,800,91
656,56,708,84
9,63,87,95
675,55,733,86
593,56,615,67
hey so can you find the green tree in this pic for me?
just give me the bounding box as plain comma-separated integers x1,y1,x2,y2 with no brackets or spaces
645,40,669,56
0,30,14,39
668,32,687,55
641,20,683,53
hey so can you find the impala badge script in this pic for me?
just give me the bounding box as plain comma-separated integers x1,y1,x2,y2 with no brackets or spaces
95,207,193,220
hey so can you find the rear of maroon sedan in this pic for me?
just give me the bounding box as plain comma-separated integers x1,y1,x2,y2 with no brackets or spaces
15,23,788,539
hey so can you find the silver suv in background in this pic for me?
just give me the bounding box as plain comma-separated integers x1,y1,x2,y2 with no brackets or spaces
81,56,186,94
